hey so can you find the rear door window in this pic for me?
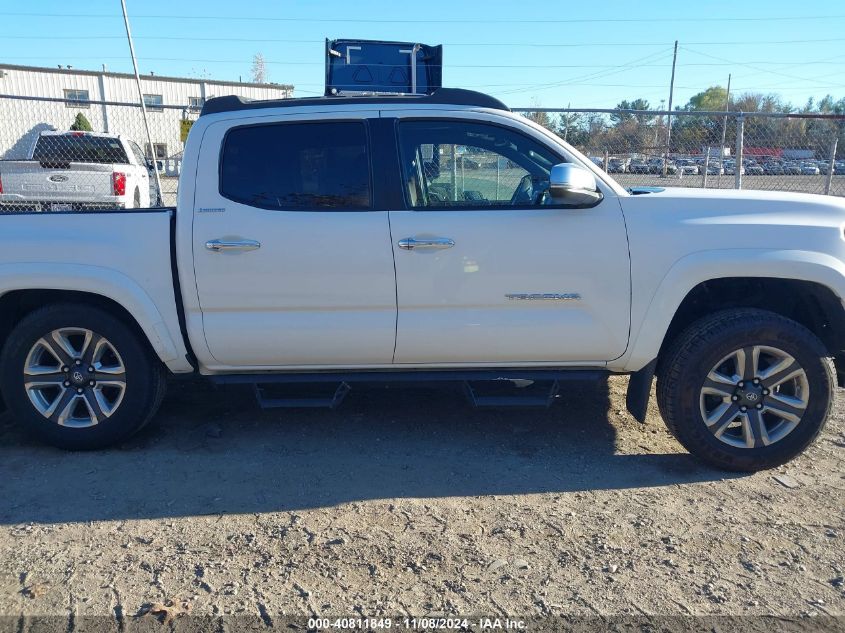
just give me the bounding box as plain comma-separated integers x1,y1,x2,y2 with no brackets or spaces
220,121,372,211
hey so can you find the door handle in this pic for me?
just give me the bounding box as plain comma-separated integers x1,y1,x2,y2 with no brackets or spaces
205,238,261,252
398,237,455,251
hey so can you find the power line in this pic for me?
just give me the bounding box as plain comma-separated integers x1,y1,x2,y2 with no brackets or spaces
681,46,845,88
497,49,676,96
3,34,845,46
1,11,845,23
0,55,677,69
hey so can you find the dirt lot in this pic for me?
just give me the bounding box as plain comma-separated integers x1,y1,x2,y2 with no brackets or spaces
0,376,844,629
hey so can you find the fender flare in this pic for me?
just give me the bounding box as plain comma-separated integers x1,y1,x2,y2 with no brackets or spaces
0,262,184,365
620,248,845,372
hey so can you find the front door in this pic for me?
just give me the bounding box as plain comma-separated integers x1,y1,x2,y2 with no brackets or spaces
389,115,631,365
191,113,397,368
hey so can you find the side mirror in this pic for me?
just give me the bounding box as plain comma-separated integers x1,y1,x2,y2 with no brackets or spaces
549,163,603,207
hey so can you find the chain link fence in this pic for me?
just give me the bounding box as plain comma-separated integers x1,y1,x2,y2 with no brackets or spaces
515,107,845,197
0,94,199,210
1,93,843,214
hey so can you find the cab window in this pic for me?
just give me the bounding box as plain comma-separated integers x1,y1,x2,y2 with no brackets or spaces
220,121,371,211
397,120,563,209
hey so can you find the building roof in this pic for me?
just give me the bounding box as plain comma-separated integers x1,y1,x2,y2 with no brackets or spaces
0,63,293,90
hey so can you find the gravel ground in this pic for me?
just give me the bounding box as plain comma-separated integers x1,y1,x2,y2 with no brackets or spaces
0,376,844,629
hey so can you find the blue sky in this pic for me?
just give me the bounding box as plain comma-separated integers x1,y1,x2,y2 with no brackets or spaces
1,0,844,109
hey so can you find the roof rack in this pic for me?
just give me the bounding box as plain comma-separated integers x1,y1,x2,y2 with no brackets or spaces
200,88,509,117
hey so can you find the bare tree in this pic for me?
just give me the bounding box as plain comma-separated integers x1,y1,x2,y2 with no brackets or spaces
251,53,267,84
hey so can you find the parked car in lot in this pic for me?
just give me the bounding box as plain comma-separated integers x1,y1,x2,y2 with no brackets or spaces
801,162,821,176
724,161,745,176
1,88,844,473
705,163,724,176
675,159,699,175
647,158,677,175
745,163,764,176
0,131,153,211
608,157,629,173
835,161,845,175
628,158,649,174
783,162,801,175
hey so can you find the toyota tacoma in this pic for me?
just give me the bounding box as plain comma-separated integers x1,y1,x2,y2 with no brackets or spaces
0,88,844,471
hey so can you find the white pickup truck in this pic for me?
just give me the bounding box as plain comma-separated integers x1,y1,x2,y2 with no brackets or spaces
0,130,153,211
1,88,844,472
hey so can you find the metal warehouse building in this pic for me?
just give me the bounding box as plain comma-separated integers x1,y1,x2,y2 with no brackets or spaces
0,64,294,161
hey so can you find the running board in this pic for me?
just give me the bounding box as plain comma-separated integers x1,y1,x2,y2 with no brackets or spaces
252,382,351,409
463,380,560,408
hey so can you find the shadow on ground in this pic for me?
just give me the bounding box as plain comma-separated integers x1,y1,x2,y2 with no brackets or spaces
0,377,735,524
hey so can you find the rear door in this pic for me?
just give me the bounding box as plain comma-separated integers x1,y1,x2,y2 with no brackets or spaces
388,113,631,365
191,111,397,368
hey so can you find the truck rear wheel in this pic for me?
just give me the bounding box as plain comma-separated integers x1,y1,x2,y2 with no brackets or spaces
656,308,834,471
0,303,166,449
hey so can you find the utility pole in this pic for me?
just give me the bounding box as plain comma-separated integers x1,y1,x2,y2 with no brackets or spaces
663,40,678,178
718,73,732,186
120,0,163,205
563,101,571,142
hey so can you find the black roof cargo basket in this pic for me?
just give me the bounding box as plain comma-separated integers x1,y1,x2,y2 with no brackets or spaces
325,38,443,96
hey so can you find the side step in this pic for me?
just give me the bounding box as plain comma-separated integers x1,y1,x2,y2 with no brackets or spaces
463,379,560,408
252,382,351,409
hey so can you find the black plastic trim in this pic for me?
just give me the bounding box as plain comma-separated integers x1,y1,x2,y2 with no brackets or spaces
369,118,405,211
210,368,608,385
201,88,509,117
168,210,197,371
0,206,172,216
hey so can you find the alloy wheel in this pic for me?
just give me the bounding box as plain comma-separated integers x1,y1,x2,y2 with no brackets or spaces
23,327,127,429
699,345,809,449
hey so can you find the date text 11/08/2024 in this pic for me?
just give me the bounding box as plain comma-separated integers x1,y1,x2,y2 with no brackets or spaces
307,617,527,630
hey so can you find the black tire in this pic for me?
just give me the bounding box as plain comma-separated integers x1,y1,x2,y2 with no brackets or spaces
656,308,835,471
0,303,166,450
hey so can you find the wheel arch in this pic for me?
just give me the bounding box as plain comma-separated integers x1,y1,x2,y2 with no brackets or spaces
621,249,845,373
0,266,187,372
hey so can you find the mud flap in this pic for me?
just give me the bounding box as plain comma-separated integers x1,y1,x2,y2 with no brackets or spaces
626,359,657,423
833,355,845,388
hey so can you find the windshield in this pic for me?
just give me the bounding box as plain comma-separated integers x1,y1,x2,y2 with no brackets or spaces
32,134,128,164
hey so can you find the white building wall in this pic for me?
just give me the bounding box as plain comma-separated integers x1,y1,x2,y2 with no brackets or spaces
0,65,293,159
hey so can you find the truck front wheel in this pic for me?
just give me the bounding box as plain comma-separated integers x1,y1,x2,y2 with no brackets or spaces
0,304,166,449
656,308,835,471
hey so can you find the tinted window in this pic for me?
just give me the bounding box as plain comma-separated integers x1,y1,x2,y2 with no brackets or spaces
220,121,371,211
32,134,128,164
398,120,563,209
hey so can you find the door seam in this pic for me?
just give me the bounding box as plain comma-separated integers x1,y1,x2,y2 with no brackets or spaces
387,210,399,363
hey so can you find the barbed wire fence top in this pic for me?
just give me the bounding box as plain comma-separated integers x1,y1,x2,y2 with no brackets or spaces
0,92,843,213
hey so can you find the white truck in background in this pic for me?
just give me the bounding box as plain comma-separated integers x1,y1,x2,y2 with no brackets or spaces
1,88,845,473
0,130,153,211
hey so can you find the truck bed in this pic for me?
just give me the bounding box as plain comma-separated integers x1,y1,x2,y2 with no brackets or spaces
0,207,188,369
